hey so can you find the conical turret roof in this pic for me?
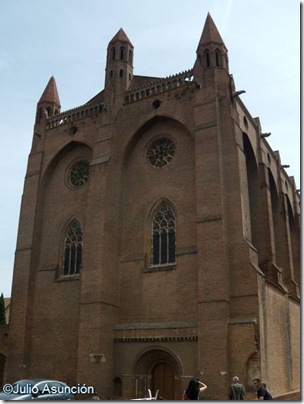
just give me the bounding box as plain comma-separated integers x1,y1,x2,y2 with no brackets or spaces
108,28,133,47
38,76,61,106
197,13,226,49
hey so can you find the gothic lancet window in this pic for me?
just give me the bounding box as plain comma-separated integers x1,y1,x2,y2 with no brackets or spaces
35,108,42,124
111,46,116,61
120,46,125,60
215,49,222,67
45,107,52,117
129,49,133,64
63,219,83,276
152,203,176,266
204,49,210,67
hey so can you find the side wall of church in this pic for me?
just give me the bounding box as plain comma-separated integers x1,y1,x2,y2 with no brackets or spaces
288,298,301,390
263,284,300,394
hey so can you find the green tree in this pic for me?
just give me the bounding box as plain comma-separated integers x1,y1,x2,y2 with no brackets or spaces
0,293,6,325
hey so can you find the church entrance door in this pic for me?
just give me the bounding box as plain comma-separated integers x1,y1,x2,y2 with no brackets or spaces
151,362,175,400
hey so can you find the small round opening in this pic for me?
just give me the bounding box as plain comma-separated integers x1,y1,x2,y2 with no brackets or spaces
152,100,161,109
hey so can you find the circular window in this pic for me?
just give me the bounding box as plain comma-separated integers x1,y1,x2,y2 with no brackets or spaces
69,160,89,188
152,99,161,109
147,138,175,168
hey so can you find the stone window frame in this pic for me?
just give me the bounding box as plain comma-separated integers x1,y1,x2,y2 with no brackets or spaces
111,46,116,61
215,48,222,67
149,202,176,270
129,49,133,65
62,218,83,277
66,159,90,190
204,49,210,67
120,45,126,61
146,137,176,169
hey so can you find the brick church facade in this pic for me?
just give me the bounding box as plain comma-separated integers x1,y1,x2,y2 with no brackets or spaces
6,14,300,399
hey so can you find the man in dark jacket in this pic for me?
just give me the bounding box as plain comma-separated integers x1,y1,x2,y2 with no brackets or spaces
229,376,245,400
253,378,273,400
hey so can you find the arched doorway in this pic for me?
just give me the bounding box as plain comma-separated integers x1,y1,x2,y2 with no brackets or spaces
133,346,183,400
151,362,175,399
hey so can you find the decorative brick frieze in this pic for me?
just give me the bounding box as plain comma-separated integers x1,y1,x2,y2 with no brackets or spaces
46,102,107,129
114,336,198,343
124,69,198,104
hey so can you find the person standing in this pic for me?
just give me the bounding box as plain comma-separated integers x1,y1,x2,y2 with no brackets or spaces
229,376,245,400
183,378,207,400
253,378,272,400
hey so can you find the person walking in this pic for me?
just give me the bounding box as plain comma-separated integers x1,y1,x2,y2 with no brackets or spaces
228,376,245,400
183,378,207,400
253,378,272,400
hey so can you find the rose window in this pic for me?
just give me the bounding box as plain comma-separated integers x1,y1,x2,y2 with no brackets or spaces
69,160,89,188
147,138,175,168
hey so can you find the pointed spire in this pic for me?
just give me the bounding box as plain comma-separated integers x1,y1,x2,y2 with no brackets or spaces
38,76,61,106
104,27,134,104
109,28,133,47
197,13,226,49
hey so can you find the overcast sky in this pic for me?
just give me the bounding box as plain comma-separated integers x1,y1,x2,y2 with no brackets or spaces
0,0,300,297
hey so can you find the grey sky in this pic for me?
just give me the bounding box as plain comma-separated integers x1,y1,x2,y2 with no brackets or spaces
0,0,300,297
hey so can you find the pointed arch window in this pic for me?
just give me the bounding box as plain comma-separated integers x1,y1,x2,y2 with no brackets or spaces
204,49,210,67
129,49,133,64
225,55,229,70
120,46,125,60
36,108,42,123
111,46,116,61
215,49,222,67
152,203,176,266
63,219,83,276
45,107,52,118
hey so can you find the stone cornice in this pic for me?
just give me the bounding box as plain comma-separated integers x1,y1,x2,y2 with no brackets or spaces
114,336,198,343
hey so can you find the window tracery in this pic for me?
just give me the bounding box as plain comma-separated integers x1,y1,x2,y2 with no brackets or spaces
147,138,175,168
152,203,176,266
63,219,83,276
69,160,89,188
